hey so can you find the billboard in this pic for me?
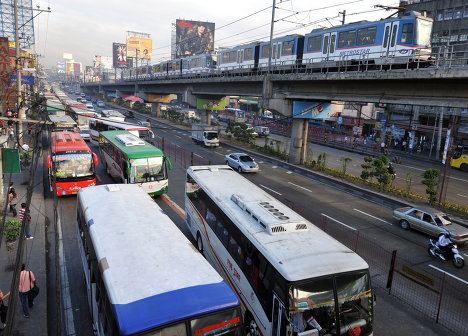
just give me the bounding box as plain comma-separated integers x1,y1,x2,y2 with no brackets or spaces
126,37,152,59
62,52,73,60
293,101,337,120
113,43,128,68
94,55,102,69
101,56,113,69
175,20,215,58
196,98,226,111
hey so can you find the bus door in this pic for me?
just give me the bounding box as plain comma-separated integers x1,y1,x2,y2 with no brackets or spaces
322,32,337,62
381,22,399,60
272,294,286,336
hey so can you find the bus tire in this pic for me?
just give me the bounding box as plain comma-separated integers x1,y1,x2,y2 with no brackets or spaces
461,163,468,172
244,312,258,336
196,232,204,255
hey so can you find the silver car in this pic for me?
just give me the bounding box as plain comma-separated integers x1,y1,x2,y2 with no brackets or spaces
393,206,468,244
225,153,259,173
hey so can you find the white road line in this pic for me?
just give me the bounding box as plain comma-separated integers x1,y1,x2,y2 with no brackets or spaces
457,194,468,199
428,264,468,285
286,171,293,174
353,209,393,225
288,181,313,193
463,253,468,257
272,166,278,169
174,135,182,139
321,213,357,231
161,130,167,133
214,152,224,156
194,153,203,158
259,184,282,195
258,161,264,164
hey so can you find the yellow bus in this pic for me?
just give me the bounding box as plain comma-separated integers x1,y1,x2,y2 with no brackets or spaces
451,146,468,172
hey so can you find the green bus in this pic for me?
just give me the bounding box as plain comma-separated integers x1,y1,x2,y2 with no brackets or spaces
99,130,172,196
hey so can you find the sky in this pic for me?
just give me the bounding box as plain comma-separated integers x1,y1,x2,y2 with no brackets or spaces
32,0,398,68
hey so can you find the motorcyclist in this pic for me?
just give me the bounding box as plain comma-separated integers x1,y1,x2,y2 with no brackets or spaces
387,162,395,178
435,232,453,260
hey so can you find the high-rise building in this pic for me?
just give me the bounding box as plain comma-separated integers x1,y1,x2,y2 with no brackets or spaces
0,0,35,49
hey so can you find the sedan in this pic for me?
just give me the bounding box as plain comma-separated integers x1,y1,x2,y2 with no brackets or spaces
393,206,468,244
137,120,151,127
225,153,259,173
96,101,106,108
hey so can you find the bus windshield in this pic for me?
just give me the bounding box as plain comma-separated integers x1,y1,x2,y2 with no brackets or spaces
130,157,165,183
53,153,94,179
289,271,372,336
190,308,242,336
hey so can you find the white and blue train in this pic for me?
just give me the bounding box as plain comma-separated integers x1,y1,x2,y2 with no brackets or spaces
122,11,433,81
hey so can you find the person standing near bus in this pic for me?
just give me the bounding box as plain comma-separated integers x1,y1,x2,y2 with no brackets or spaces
8,188,18,217
18,264,36,318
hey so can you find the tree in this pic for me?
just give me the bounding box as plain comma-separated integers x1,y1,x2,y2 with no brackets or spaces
340,157,352,175
360,156,374,180
422,168,440,205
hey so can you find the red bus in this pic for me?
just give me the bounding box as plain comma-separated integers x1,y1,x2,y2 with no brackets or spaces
46,131,99,196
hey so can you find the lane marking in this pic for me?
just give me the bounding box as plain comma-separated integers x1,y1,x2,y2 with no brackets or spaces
321,213,357,231
174,135,182,139
428,264,468,285
457,194,468,199
259,184,282,196
288,181,313,193
258,161,264,164
402,164,468,183
286,171,293,174
353,209,392,225
463,253,468,257
161,194,186,220
214,152,225,156
194,153,203,158
272,166,278,169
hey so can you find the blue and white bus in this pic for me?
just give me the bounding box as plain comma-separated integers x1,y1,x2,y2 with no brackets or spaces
185,166,374,336
77,184,243,336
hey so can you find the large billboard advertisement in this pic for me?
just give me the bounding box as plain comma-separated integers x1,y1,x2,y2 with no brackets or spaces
126,37,152,59
293,101,337,120
175,20,215,58
196,98,226,111
113,43,128,68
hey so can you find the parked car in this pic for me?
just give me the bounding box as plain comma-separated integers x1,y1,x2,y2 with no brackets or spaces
96,101,106,108
393,206,468,244
254,126,270,137
91,98,97,104
225,153,259,173
136,119,151,127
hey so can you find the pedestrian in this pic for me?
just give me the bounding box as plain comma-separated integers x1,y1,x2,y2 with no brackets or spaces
7,182,14,194
18,264,36,318
21,142,30,151
8,126,14,140
8,188,18,217
0,289,10,329
380,141,386,153
18,203,33,240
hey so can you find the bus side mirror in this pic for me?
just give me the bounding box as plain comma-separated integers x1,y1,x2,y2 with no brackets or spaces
93,153,99,166
165,157,172,170
46,155,51,169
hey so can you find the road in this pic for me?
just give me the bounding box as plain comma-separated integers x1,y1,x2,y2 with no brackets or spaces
55,94,465,335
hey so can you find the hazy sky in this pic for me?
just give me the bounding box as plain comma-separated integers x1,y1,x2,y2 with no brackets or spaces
32,0,398,68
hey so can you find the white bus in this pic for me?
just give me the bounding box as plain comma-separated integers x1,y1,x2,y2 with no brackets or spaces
185,166,374,336
89,117,154,144
77,184,243,336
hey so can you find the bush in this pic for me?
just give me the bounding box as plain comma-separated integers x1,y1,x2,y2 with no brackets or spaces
5,219,22,242
422,168,440,206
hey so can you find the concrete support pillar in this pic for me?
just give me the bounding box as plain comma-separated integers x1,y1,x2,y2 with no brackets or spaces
151,102,161,118
289,118,307,164
198,110,211,125
409,105,420,151
436,108,445,159
300,119,309,164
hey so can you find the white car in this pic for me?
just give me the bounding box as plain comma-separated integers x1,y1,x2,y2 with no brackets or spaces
96,101,105,108
225,153,259,173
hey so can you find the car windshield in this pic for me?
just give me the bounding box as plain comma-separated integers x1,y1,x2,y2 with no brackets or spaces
53,152,94,179
206,132,218,140
239,155,253,162
435,214,451,226
79,130,90,135
130,157,165,183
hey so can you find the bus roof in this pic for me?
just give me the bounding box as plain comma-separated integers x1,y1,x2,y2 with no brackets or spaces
48,115,77,124
89,117,149,131
100,130,164,158
78,184,239,335
187,166,369,282
50,131,90,152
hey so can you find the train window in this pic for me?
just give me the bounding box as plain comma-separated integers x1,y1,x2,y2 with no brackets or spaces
391,25,398,47
330,35,336,53
401,23,413,44
323,36,329,54
244,48,253,60
357,26,377,45
282,40,295,55
307,36,322,51
222,52,229,64
273,44,278,59
338,30,356,48
383,26,390,48
261,45,270,58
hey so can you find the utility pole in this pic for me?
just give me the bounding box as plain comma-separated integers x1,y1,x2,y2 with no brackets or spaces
14,0,24,141
267,0,277,75
339,10,346,25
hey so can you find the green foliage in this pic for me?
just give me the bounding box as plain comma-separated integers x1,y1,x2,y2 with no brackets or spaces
340,157,352,175
422,168,440,206
360,156,374,180
132,101,151,114
317,152,328,170
405,173,413,197
166,109,184,123
442,202,468,216
226,121,255,144
359,156,391,188
20,150,31,166
5,219,22,242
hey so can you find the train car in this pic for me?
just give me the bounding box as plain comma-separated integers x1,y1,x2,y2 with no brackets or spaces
181,54,216,76
152,61,168,79
302,11,433,67
136,65,152,80
167,58,182,77
258,34,304,70
217,42,260,73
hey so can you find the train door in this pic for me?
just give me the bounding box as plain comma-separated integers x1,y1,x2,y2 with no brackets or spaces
381,21,399,60
272,42,282,66
237,49,244,67
322,32,337,62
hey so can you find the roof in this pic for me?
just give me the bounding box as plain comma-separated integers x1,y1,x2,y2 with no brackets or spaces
100,130,164,159
48,115,77,124
78,184,239,335
50,131,89,152
188,166,369,282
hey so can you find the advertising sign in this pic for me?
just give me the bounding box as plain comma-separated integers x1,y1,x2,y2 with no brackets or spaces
113,43,128,68
147,94,172,103
62,52,73,60
175,20,215,58
127,37,152,59
101,56,113,69
293,101,336,120
0,37,11,86
196,98,226,111
94,55,102,68
10,74,35,85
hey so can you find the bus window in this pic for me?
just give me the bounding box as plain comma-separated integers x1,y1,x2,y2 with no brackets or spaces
130,157,165,183
191,309,242,336
154,322,187,336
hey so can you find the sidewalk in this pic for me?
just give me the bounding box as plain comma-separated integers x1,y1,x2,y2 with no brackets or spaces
0,153,47,334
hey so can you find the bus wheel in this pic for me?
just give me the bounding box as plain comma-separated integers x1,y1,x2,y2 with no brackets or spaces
244,313,258,336
461,163,468,172
196,232,204,255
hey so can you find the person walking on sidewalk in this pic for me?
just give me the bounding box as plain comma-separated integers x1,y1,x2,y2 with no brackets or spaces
8,188,18,217
18,264,36,318
18,203,33,240
0,289,10,329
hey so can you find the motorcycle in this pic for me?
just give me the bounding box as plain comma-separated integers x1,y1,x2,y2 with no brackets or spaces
428,239,465,269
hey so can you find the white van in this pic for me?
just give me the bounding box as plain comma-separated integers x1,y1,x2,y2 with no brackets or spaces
254,126,270,137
